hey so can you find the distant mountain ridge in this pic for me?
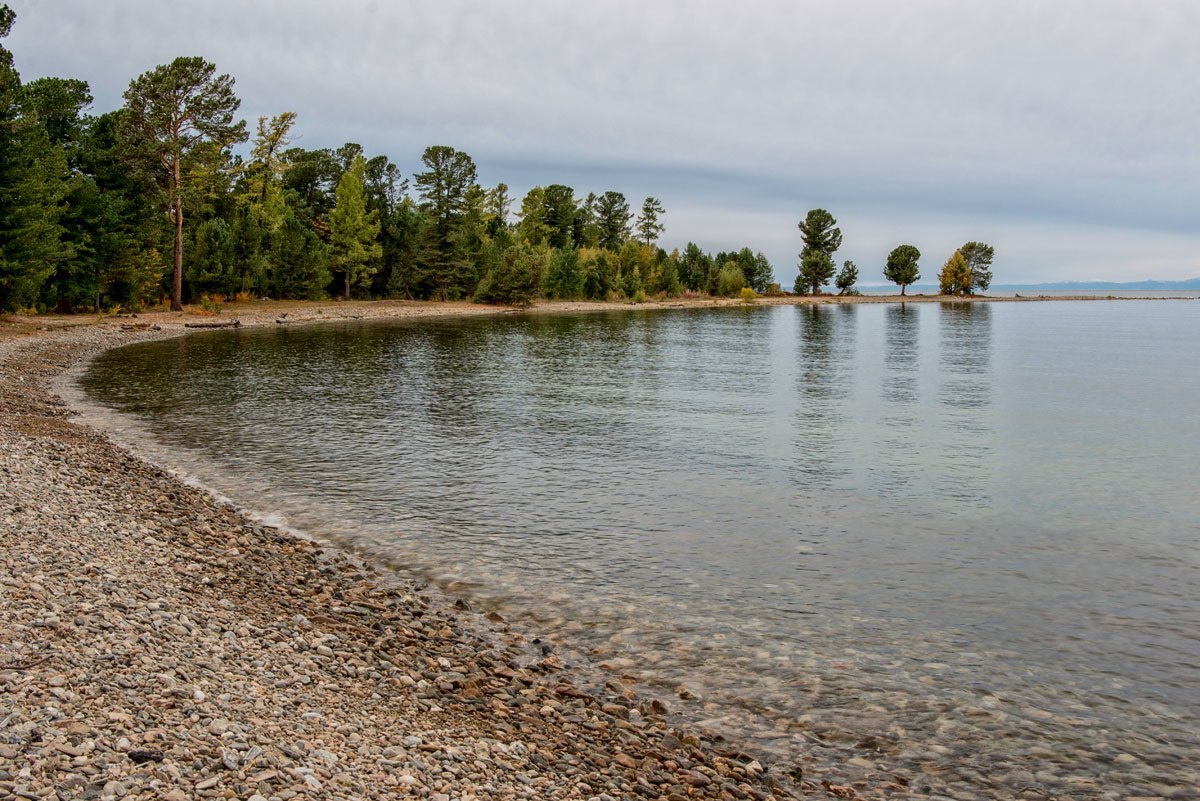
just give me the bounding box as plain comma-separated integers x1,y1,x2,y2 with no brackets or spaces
860,277,1200,292
994,277,1200,291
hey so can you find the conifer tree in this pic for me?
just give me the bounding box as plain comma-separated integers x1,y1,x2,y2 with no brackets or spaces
795,209,841,294
884,244,921,296
413,145,477,300
246,111,297,216
595,191,631,251
329,155,381,299
543,184,577,249
516,186,551,246
484,182,511,236
636,197,665,246
835,260,859,295
122,56,246,309
960,241,995,291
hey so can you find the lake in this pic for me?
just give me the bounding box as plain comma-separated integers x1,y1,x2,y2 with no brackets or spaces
77,300,1200,798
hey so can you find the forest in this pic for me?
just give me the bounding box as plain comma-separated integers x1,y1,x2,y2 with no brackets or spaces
1,6,995,314
0,10,781,314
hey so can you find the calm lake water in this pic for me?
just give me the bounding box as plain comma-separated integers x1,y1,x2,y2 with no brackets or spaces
78,301,1200,798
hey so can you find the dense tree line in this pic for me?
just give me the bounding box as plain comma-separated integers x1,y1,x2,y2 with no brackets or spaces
2,7,1002,314
0,15,779,312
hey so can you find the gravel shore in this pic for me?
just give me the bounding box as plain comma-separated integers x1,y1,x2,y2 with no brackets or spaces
1,305,814,801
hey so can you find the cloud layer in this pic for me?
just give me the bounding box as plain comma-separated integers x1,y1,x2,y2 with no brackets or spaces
8,0,1199,282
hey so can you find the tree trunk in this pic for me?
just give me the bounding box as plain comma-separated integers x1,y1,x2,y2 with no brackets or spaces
343,269,351,300
172,158,184,311
55,272,73,314
900,284,907,297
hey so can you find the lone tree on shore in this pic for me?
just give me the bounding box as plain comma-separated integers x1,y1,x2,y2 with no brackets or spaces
795,208,841,295
884,244,921,296
122,56,247,311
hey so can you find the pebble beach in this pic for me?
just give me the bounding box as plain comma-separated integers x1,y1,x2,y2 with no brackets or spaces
0,303,823,801
4,297,1182,801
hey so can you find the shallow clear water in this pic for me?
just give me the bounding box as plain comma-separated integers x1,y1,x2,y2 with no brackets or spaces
79,301,1200,797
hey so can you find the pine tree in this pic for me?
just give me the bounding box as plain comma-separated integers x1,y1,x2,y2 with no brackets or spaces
270,209,331,300
383,196,424,300
243,112,297,245
677,242,712,292
742,250,776,294
796,250,835,295
413,145,477,299
516,186,551,246
122,56,247,309
884,244,921,296
329,155,381,299
484,182,511,236
795,209,841,295
835,260,859,295
960,241,995,292
543,184,577,249
636,197,665,246
595,191,631,251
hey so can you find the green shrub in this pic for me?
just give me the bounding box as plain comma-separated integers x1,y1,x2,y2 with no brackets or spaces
542,247,583,299
474,242,547,306
715,261,746,297
739,287,756,304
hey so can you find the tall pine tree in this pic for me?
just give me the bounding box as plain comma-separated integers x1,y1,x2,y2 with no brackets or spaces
414,145,477,300
122,56,246,310
636,197,665,246
795,208,841,295
329,155,381,299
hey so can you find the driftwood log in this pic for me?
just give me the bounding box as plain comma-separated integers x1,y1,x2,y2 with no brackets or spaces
183,320,242,329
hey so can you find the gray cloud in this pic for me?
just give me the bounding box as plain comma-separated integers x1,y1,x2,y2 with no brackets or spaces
7,0,1199,282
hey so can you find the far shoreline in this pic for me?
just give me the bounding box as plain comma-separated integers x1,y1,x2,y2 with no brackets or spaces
3,289,1196,343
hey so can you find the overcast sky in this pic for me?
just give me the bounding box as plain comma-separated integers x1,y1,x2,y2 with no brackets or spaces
7,0,1199,284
